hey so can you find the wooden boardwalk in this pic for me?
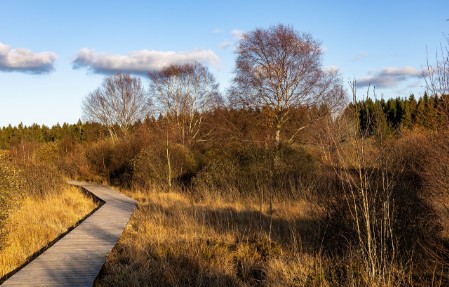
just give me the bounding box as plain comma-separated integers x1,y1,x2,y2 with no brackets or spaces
2,181,136,287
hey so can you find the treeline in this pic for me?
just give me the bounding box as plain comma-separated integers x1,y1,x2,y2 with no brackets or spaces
0,121,106,150
353,93,449,134
0,103,322,151
3,92,449,151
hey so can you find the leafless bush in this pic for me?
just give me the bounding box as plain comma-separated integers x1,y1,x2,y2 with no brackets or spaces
317,83,434,286
85,137,145,187
31,140,90,180
192,148,240,194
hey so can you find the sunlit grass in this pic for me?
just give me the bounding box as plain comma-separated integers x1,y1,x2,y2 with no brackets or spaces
0,186,97,277
96,190,323,286
99,188,449,286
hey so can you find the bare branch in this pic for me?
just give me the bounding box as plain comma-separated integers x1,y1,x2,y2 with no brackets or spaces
424,36,449,96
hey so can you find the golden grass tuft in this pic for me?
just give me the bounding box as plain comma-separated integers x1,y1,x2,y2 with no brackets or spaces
0,186,97,277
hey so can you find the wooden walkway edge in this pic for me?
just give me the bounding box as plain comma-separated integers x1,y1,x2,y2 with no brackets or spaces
1,181,136,287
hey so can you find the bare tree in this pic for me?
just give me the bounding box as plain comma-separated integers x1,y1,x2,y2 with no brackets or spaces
149,62,221,145
82,73,151,139
229,24,345,147
149,62,221,188
229,25,345,235
424,36,449,96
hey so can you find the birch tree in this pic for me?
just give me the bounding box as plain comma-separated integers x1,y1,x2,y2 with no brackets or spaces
229,24,345,228
82,73,151,139
149,62,221,188
229,24,345,147
149,62,221,145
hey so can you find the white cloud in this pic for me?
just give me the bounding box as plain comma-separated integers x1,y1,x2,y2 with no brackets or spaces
0,42,56,74
73,48,220,75
212,28,223,34
231,29,245,40
357,66,422,89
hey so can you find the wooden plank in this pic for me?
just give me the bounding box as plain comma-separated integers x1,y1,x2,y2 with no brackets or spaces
2,181,136,287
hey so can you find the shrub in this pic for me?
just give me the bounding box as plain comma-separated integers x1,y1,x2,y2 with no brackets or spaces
85,138,136,186
32,141,60,166
33,140,92,181
275,144,320,199
193,143,320,200
193,148,239,193
18,161,65,198
133,143,196,190
85,139,114,183
319,130,447,284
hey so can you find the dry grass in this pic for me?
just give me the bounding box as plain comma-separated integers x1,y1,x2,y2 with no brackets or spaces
96,190,325,287
0,186,97,277
97,188,448,286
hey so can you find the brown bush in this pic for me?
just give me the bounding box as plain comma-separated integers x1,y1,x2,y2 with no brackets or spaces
192,147,240,194
318,129,448,285
85,139,114,183
193,143,320,200
18,161,65,198
418,131,449,267
391,131,448,260
85,138,140,186
133,143,196,190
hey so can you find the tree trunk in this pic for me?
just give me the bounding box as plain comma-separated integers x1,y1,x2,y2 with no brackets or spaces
166,118,172,191
269,123,282,240
166,144,172,191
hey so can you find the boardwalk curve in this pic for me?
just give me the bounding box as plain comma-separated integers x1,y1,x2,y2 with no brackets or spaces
2,181,136,287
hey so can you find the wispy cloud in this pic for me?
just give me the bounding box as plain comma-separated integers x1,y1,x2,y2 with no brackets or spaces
0,42,56,74
72,48,220,75
220,29,246,50
357,66,422,89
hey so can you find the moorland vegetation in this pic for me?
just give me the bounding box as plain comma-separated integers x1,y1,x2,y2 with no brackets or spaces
1,25,449,286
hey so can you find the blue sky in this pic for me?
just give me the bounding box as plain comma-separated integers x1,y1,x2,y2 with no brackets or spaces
0,0,448,126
